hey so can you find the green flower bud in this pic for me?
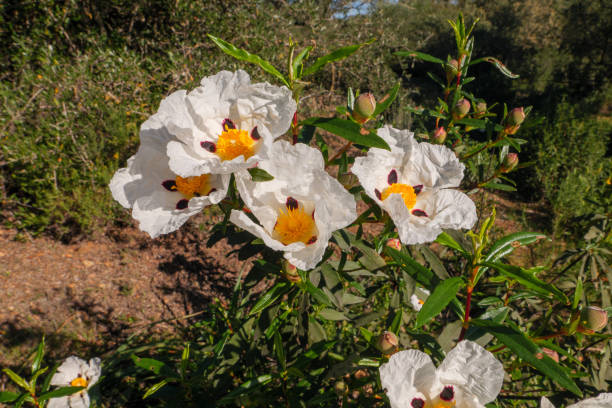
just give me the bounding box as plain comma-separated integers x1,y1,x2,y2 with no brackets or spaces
352,93,376,123
474,101,487,118
376,331,398,354
432,127,447,144
452,98,470,120
578,306,608,333
445,59,459,83
504,107,525,134
501,153,518,173
337,172,359,190
334,381,347,396
282,260,300,283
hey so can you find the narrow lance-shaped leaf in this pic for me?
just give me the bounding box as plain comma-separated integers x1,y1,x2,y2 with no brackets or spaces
32,336,45,374
300,117,390,150
469,56,519,79
484,232,547,263
38,386,86,402
217,374,274,404
394,51,444,64
207,34,289,87
249,282,290,316
143,379,169,400
292,46,312,79
302,39,374,78
248,167,274,182
416,277,464,328
372,82,400,117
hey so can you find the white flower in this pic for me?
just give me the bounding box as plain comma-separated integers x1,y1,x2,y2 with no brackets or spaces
541,394,612,408
230,141,357,270
379,340,504,408
163,70,296,177
110,92,230,238
48,356,101,408
410,288,430,311
352,125,477,245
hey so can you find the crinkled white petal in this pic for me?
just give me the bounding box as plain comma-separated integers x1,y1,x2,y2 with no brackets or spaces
568,394,612,408
47,396,70,408
405,140,465,188
435,340,504,405
410,288,430,311
51,356,86,386
417,189,477,230
379,349,436,408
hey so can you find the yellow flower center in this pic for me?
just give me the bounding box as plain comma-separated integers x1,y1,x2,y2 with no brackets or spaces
70,377,88,388
216,128,257,161
175,174,212,199
381,183,417,209
274,207,318,245
431,400,456,408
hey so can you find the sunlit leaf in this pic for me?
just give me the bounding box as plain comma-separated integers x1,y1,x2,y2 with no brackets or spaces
416,277,464,328
301,117,390,150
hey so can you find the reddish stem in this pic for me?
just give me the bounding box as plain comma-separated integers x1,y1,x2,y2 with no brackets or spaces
458,285,473,341
291,111,298,145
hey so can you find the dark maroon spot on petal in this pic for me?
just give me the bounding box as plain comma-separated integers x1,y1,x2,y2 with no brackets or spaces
222,118,236,130
375,189,382,200
413,184,423,194
307,236,317,245
251,126,261,140
411,209,428,217
162,180,177,191
440,386,454,401
201,141,216,152
411,399,425,408
193,192,201,197
387,169,398,185
311,209,315,219
209,188,217,194
176,199,189,210
286,196,298,210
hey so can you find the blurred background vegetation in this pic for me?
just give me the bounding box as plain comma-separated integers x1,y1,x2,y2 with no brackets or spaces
1,0,610,241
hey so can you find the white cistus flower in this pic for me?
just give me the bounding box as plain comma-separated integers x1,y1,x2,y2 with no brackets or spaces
541,394,612,408
379,340,504,408
164,70,296,177
230,141,357,270
110,92,230,238
48,356,101,408
352,125,477,245
410,288,431,311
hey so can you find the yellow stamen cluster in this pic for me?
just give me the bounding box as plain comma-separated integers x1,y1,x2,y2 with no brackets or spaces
175,174,212,199
381,183,417,209
216,129,257,161
70,377,88,388
431,399,456,408
274,207,318,245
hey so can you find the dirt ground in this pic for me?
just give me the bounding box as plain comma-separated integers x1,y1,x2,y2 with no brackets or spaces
0,214,244,370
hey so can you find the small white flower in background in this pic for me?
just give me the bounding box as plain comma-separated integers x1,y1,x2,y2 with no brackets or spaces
410,288,430,311
48,356,101,408
230,141,357,270
163,70,296,177
352,125,477,245
379,340,504,408
541,394,612,408
110,92,230,238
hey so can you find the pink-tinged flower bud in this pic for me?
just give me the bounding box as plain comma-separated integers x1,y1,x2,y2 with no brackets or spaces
376,331,398,354
282,260,300,283
578,306,608,333
432,127,447,144
386,238,402,251
445,59,459,83
504,107,525,134
542,348,559,363
352,93,376,123
452,98,470,120
501,153,519,173
474,101,487,118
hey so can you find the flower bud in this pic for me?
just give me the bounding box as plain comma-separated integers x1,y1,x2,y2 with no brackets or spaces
352,93,376,123
474,101,487,118
578,306,608,333
432,127,447,144
337,172,359,190
386,238,401,251
501,153,518,173
445,59,459,83
334,380,347,396
452,98,470,120
376,331,398,354
542,348,559,363
282,260,300,283
504,107,525,134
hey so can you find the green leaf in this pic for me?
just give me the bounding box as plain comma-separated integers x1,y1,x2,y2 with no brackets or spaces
482,262,569,304
32,336,45,374
302,40,374,77
353,241,386,270
389,309,403,334
273,331,286,371
435,232,469,256
394,51,444,64
143,379,169,399
207,35,289,86
416,277,464,328
319,308,348,321
0,391,19,403
2,368,31,392
384,247,436,287
356,358,381,367
217,374,273,404
247,167,274,182
292,46,312,79
481,182,516,192
39,386,85,401
455,118,487,128
302,281,333,307
472,320,581,396
301,117,390,150
372,82,400,117
469,56,519,78
131,356,175,377
249,282,289,316
485,232,547,263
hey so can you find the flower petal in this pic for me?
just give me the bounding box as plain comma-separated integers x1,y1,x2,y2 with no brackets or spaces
417,189,477,231
436,340,504,405
379,349,437,408
568,393,612,408
50,356,85,386
406,141,465,188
